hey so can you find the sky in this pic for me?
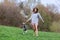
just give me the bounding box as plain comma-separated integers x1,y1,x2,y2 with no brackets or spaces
41,0,60,12
15,0,60,12
41,0,60,8
0,0,60,6
0,0,60,12
0,0,60,7
41,0,57,5
0,0,4,3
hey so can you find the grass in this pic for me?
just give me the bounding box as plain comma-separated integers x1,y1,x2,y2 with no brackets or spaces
0,25,60,40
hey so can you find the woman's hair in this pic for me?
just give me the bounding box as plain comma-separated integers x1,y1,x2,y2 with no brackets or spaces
33,7,38,13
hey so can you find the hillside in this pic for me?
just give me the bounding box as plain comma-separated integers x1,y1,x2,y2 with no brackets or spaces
0,25,60,40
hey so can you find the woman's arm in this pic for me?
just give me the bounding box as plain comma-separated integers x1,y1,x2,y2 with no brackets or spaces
38,13,44,23
25,17,31,24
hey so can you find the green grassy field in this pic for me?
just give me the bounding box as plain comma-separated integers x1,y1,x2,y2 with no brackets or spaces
0,25,60,40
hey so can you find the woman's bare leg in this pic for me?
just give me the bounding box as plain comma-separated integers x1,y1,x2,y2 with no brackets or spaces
31,24,38,36
31,24,35,32
35,24,38,36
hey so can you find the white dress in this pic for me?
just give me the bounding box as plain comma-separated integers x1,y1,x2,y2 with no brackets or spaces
28,13,43,25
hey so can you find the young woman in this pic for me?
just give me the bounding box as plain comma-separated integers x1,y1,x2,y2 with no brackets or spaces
25,7,44,36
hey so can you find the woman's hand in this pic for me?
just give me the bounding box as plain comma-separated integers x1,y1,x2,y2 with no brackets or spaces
23,22,25,25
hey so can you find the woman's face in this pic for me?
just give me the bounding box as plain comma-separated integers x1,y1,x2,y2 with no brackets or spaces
34,8,37,12
33,8,38,13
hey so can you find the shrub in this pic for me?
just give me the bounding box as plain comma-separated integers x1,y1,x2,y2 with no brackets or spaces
49,21,60,32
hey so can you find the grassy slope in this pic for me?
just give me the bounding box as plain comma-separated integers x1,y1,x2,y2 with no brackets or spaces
0,25,60,40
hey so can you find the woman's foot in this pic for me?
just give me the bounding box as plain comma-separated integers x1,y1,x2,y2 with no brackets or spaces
33,33,38,37
36,34,38,37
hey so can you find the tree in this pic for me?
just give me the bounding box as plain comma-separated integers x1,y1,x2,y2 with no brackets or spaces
36,4,52,31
